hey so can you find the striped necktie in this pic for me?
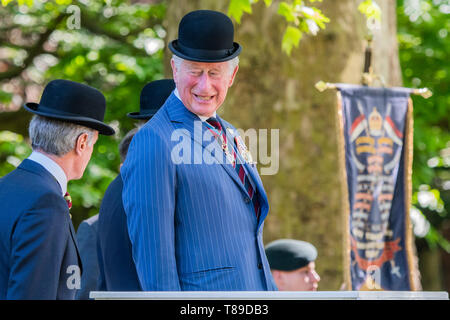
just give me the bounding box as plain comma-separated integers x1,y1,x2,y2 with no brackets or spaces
205,117,260,219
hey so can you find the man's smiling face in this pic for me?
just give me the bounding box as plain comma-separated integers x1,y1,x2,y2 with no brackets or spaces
171,58,238,117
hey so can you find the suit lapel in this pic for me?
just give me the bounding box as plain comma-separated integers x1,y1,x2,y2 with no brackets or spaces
220,121,270,226
165,94,269,225
68,219,83,273
166,94,249,196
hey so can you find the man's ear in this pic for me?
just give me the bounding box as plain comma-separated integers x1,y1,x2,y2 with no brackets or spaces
171,58,178,84
75,133,89,155
228,65,239,87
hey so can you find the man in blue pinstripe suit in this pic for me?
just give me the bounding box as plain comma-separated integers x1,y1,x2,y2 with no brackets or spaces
121,10,277,291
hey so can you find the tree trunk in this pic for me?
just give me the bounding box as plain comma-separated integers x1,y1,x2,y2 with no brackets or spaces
165,0,402,290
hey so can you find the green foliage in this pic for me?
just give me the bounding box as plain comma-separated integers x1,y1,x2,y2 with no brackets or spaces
0,0,166,227
397,0,450,250
0,131,31,177
277,1,329,55
281,25,302,55
1,0,33,7
358,0,381,22
228,0,329,55
228,0,253,23
228,0,274,23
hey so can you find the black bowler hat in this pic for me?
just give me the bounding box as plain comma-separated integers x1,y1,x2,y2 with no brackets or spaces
265,239,318,271
127,79,175,120
169,10,242,62
24,79,115,135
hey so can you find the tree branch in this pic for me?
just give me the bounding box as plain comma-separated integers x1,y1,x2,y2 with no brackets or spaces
79,9,162,56
0,5,163,82
0,14,66,81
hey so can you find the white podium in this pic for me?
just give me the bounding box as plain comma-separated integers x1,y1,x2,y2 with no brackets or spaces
90,290,448,300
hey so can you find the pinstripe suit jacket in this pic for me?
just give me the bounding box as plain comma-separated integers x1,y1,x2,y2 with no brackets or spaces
121,93,277,291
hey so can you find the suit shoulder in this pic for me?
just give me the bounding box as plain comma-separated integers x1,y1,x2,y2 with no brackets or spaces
1,164,60,193
80,214,99,227
104,175,123,195
103,175,122,200
98,175,124,219
0,168,63,212
129,117,172,151
141,104,171,131
77,214,98,238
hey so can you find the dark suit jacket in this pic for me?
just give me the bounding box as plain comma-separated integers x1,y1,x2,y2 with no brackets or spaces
0,159,81,299
97,175,141,291
75,215,99,300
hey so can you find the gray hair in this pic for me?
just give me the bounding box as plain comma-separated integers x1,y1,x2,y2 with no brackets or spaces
171,54,239,76
29,115,96,156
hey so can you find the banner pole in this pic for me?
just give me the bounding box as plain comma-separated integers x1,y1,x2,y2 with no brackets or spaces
314,81,433,99
335,91,352,290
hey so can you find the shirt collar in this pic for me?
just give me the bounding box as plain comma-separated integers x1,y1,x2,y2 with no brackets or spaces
173,88,216,122
28,151,68,196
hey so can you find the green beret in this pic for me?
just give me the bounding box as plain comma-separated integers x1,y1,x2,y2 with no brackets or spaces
265,239,317,271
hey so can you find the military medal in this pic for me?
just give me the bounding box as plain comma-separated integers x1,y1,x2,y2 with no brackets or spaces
234,135,255,165
216,130,235,166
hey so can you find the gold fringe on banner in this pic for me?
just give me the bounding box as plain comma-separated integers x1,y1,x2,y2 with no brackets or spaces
404,97,422,291
335,91,352,290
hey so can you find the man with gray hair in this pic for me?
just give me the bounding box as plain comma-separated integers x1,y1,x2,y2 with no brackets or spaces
0,79,114,299
122,10,276,291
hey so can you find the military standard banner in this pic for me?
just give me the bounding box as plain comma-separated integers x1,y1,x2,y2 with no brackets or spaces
336,84,418,291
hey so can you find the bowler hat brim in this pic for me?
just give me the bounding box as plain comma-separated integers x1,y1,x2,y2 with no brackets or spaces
126,111,155,120
24,103,115,136
169,40,242,63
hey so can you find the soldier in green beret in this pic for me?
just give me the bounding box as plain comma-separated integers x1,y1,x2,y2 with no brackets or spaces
265,239,321,291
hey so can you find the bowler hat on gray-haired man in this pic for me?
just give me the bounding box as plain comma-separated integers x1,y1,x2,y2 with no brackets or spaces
24,79,115,135
168,10,242,63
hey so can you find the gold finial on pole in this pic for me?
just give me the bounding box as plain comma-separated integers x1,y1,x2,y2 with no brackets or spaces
412,87,433,99
314,81,336,92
